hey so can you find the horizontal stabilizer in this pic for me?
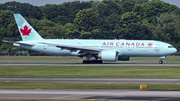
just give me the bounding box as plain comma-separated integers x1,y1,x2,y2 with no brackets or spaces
3,40,35,47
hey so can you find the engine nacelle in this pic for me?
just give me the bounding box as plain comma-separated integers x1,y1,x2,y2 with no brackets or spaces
98,50,118,61
118,56,130,61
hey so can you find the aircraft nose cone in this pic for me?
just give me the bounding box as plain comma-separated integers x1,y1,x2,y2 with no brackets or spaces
171,48,177,55
168,48,177,55
174,48,177,53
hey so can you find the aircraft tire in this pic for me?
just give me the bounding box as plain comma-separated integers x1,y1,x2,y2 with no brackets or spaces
159,60,163,64
87,60,91,64
83,60,86,64
91,60,95,64
98,60,103,64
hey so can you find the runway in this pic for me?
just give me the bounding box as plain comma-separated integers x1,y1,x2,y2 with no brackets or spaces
0,89,180,100
0,63,180,66
1,78,180,84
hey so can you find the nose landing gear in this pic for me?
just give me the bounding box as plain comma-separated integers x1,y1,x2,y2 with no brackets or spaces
159,59,163,64
159,56,166,64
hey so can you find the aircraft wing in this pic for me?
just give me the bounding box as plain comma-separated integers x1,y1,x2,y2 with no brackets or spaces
39,42,101,54
3,40,35,47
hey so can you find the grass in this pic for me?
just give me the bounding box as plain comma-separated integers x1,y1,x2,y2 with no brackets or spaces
0,56,179,63
0,82,180,90
0,56,80,63
0,66,180,78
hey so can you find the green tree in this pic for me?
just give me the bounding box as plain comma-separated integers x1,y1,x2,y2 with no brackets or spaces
98,13,121,31
64,23,76,34
63,23,80,39
53,24,68,39
152,13,180,43
98,0,122,17
42,1,92,23
91,30,115,39
41,4,58,20
68,30,81,39
121,0,135,13
0,1,42,19
74,8,98,32
133,0,149,4
117,23,152,40
146,0,177,17
0,10,20,42
173,8,180,16
79,31,91,39
133,4,146,18
36,19,56,39
120,12,141,27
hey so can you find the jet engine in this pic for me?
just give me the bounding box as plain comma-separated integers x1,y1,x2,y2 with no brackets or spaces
98,50,118,61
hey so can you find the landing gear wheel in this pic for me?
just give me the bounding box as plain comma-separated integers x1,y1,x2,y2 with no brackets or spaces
87,60,91,64
98,60,103,64
91,60,95,64
83,60,87,64
82,60,90,64
159,60,163,64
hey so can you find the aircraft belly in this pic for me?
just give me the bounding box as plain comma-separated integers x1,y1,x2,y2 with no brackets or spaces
42,47,71,56
131,48,160,57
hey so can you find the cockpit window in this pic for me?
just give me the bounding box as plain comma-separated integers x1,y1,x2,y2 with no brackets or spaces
168,46,174,48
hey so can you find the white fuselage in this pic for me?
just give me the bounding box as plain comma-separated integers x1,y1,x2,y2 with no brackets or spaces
14,39,177,58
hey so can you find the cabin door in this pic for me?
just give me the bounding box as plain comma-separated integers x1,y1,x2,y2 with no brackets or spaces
127,46,133,55
77,43,81,47
155,44,160,51
43,44,47,50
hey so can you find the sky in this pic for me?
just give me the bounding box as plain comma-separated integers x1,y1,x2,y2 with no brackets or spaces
0,0,180,8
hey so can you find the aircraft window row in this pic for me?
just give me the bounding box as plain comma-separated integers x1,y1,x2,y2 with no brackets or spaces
168,46,174,48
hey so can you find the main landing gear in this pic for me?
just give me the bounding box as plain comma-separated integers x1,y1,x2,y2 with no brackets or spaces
83,60,103,64
81,54,103,64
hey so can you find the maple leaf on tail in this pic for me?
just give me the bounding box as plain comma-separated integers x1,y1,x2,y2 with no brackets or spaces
20,25,32,36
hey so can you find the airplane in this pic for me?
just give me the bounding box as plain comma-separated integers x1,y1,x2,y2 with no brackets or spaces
3,14,177,64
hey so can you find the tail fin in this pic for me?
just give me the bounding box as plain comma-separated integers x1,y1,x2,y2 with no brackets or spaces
14,14,43,41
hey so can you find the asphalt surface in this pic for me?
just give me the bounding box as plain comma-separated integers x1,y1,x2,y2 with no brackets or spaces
1,78,180,84
0,89,180,100
0,63,180,66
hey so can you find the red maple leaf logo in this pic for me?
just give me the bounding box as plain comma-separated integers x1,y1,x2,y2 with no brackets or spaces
20,25,31,36
147,43,153,47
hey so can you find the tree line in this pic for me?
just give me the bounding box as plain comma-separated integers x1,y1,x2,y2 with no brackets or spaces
0,0,180,54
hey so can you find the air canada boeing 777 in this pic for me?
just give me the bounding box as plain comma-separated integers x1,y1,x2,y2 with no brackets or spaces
4,14,177,64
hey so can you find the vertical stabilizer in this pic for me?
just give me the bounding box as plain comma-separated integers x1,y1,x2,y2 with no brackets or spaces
14,14,43,41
